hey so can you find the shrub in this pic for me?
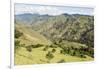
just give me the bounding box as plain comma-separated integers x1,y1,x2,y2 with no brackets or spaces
71,51,76,56
60,50,63,54
15,40,21,53
49,45,57,48
65,48,70,54
30,44,43,48
57,59,65,63
43,46,49,51
60,49,66,55
26,46,32,52
43,47,47,51
46,51,54,60
52,48,56,53
15,40,20,49
15,29,23,38
79,54,86,58
21,44,25,47
36,44,43,47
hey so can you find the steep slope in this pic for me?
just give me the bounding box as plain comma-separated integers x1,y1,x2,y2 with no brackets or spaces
31,14,94,47
15,23,52,45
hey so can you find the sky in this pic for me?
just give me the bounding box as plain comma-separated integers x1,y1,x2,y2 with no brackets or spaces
15,3,94,15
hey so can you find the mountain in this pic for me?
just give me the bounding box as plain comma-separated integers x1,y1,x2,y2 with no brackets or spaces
15,13,94,47
15,13,94,65
15,22,52,45
15,13,52,25
30,14,94,47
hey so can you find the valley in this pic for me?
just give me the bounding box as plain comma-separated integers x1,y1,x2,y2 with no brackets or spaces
14,13,94,65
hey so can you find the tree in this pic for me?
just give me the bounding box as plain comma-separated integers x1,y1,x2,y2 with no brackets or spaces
43,46,48,51
26,46,32,52
52,48,56,53
15,29,23,38
57,59,65,63
46,51,54,60
15,40,21,53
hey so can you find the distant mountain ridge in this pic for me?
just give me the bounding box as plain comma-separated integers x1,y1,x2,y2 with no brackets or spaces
15,13,93,24
15,13,53,24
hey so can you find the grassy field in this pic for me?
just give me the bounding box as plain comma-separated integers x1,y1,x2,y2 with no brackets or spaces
15,44,93,65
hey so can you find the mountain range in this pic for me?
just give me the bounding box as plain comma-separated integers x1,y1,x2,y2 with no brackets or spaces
15,13,94,47
14,13,94,64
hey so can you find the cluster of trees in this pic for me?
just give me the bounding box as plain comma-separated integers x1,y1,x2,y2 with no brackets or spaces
15,28,44,52
42,46,56,60
52,40,94,58
25,44,43,52
15,40,25,53
79,30,94,47
60,45,94,58
15,29,23,52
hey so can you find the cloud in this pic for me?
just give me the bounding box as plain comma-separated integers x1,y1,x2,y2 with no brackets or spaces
15,4,94,15
15,4,64,15
33,6,64,15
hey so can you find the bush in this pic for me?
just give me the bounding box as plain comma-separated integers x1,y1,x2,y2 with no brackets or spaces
78,54,86,58
35,44,43,47
57,59,65,63
15,40,21,53
71,51,76,56
85,47,94,58
15,29,23,38
60,50,63,54
29,44,43,48
52,48,56,53
49,45,57,48
46,51,54,60
43,47,47,51
26,46,32,52
60,49,66,55
15,40,20,49
65,48,70,54
70,50,73,56
43,46,49,51
21,44,25,47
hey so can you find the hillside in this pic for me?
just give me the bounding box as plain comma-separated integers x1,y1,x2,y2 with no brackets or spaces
15,43,93,65
15,22,52,45
31,14,94,47
15,13,52,25
15,13,94,65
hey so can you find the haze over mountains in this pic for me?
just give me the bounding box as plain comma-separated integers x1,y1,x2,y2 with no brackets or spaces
15,13,51,24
